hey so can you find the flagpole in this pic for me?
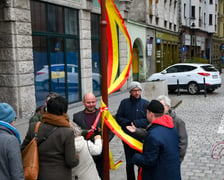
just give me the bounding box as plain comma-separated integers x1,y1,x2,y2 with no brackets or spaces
100,0,109,179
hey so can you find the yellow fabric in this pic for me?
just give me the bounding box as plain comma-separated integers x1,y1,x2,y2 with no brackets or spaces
109,149,123,170
106,0,133,94
101,101,143,153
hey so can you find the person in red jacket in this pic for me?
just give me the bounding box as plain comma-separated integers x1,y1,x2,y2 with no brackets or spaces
132,100,181,180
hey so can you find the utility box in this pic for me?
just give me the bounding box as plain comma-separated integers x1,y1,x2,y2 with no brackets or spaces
141,80,168,100
141,80,182,109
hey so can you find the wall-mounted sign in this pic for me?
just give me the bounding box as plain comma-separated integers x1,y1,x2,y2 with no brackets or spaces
221,44,224,50
184,34,191,46
181,46,187,53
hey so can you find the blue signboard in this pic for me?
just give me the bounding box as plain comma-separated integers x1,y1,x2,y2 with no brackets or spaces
221,44,224,50
181,46,186,53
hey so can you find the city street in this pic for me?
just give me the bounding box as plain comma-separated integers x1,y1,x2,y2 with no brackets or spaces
109,71,224,180
15,70,224,180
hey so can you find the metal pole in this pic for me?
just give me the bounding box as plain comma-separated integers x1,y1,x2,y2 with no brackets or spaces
203,77,207,97
100,0,109,179
177,79,180,96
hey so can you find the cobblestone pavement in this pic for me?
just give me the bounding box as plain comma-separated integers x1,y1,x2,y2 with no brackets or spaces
16,71,224,180
109,72,224,180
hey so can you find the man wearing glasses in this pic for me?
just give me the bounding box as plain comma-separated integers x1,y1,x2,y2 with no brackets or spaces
116,81,149,180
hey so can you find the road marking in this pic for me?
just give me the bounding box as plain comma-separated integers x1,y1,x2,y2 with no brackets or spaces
218,113,224,133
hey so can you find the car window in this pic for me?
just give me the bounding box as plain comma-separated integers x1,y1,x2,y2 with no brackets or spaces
166,66,178,73
67,66,74,73
178,65,196,72
201,65,218,72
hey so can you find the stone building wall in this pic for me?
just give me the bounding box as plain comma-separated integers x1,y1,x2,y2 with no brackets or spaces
0,0,35,120
79,10,93,95
0,0,131,121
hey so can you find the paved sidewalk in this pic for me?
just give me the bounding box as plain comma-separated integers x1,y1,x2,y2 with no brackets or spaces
16,74,224,180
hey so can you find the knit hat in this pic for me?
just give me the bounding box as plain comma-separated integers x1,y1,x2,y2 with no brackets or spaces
0,103,16,123
128,81,142,92
146,100,164,113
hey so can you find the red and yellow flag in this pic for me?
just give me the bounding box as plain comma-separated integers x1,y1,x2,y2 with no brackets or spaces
98,0,143,170
103,0,133,94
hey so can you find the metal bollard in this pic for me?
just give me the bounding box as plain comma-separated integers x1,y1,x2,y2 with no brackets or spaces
203,77,207,97
177,79,180,96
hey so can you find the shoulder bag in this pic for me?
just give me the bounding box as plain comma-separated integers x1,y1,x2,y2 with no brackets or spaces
22,122,58,180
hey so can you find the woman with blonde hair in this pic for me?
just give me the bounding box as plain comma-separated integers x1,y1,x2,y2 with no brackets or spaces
70,122,102,180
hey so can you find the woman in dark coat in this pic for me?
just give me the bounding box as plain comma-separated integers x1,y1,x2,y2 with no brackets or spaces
22,96,79,180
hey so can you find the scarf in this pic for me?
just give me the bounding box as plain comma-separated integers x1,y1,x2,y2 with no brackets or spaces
0,121,21,145
42,112,70,127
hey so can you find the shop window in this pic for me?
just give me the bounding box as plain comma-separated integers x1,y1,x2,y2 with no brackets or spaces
31,0,80,106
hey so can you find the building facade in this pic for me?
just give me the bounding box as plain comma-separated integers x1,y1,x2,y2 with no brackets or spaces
128,0,179,74
0,0,131,120
180,0,218,63
0,0,223,121
213,0,224,71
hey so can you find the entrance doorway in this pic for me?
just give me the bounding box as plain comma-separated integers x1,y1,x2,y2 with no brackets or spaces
132,48,139,81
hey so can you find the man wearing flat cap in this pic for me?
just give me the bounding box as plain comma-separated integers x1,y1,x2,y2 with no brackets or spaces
132,100,181,180
116,81,149,180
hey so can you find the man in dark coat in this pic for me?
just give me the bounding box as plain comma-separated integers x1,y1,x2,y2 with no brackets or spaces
73,92,104,179
116,81,149,180
157,95,188,163
132,100,181,180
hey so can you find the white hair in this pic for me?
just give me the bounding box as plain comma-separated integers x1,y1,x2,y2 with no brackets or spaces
70,122,82,137
157,95,171,107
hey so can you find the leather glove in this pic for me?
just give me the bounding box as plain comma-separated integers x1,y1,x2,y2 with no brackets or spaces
94,127,101,136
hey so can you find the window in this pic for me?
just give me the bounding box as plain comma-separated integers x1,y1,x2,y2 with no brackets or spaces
156,17,159,25
191,6,195,18
178,65,196,72
201,65,218,72
91,13,101,96
169,23,172,30
209,0,213,4
167,66,178,73
31,0,80,105
164,20,167,28
209,14,213,25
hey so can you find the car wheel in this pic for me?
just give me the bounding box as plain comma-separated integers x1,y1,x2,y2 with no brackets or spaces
187,82,199,95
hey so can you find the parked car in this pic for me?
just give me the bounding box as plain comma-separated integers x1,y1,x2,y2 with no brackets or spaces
147,63,222,95
35,64,101,90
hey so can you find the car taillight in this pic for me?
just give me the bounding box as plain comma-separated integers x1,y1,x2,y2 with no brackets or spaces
197,72,210,76
37,72,45,75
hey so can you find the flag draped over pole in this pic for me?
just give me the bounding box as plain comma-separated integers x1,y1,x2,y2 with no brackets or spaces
98,0,143,178
105,0,133,95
